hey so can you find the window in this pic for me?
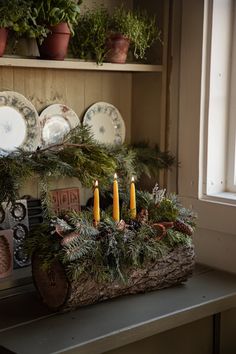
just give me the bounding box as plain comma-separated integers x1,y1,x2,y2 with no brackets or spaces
201,0,236,202
177,0,236,273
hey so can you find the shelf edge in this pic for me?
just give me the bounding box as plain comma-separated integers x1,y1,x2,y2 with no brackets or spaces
0,57,163,73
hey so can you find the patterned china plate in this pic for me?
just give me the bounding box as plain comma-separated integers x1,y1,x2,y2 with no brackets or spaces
83,102,125,145
39,104,80,147
0,91,40,152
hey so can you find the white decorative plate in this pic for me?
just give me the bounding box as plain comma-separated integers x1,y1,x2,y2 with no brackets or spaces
83,102,125,145
0,91,40,152
39,104,80,147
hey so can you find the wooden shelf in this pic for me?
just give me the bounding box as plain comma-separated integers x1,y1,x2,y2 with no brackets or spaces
0,56,163,73
1,267,236,354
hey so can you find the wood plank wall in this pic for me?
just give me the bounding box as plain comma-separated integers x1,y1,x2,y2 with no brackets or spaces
0,67,132,204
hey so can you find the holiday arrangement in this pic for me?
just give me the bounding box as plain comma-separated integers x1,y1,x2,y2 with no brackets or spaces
27,180,196,311
0,122,196,310
0,125,195,312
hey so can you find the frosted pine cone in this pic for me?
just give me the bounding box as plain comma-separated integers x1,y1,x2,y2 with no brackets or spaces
174,219,193,236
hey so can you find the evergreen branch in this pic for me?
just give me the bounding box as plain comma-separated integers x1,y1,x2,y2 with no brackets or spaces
38,142,93,153
165,229,192,248
132,142,175,178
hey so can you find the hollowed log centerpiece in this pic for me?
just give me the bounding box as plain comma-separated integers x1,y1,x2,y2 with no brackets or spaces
32,244,195,312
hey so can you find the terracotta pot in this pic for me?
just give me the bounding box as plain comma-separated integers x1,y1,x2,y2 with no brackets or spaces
38,22,71,60
0,28,8,57
105,33,130,64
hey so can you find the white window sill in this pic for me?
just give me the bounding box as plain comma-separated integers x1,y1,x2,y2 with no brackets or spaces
201,192,236,206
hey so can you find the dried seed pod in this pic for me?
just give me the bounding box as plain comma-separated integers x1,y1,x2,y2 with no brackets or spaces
159,221,174,229
152,223,166,240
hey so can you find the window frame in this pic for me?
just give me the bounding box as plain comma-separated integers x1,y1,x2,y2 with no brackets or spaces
177,0,236,234
226,1,236,192
201,0,235,199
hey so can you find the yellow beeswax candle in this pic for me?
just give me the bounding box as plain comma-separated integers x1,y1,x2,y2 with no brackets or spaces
130,176,136,219
113,173,120,222
93,180,100,223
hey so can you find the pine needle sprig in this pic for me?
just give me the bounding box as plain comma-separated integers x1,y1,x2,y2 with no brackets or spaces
68,209,94,225
165,193,197,227
24,223,59,270
165,229,192,248
108,145,137,185
0,151,33,204
132,142,175,178
136,190,154,210
61,235,97,263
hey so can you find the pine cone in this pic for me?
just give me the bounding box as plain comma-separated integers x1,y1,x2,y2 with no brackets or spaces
174,219,193,236
0,236,11,275
60,232,80,246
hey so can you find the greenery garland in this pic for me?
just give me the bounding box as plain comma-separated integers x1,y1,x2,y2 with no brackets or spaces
0,125,174,213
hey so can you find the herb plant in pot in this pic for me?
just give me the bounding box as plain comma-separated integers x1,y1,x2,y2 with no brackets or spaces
106,6,161,64
33,0,82,60
71,6,109,65
0,0,35,56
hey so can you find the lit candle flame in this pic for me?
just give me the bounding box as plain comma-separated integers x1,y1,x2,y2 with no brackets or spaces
130,176,136,219
93,180,100,224
113,173,119,222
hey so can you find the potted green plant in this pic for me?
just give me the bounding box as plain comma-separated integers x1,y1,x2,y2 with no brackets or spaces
0,0,38,56
106,6,162,64
72,5,161,65
71,6,109,65
32,0,82,60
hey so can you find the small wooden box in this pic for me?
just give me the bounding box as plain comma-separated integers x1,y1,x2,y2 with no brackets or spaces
51,188,81,215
